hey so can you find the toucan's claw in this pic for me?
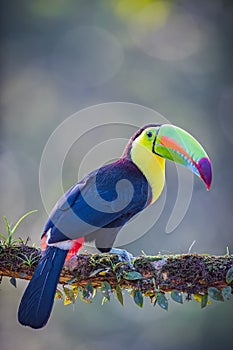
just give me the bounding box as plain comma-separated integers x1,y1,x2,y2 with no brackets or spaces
109,248,134,268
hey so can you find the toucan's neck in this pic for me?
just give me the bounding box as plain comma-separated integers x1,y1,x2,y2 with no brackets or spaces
124,140,165,204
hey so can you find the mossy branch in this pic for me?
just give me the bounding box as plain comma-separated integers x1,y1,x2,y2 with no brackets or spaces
1,244,233,298
1,213,232,308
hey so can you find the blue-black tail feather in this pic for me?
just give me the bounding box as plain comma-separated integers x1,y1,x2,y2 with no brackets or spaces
18,246,68,329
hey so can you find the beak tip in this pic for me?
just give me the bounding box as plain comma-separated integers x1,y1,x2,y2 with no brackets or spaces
198,157,212,190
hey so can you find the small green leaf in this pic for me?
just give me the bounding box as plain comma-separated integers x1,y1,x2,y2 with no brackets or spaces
157,293,168,310
226,267,233,284
133,289,143,308
55,289,64,300
222,286,232,300
101,296,109,305
208,287,224,301
201,293,208,308
112,262,123,272
171,290,183,304
124,271,143,280
101,281,112,301
11,210,38,234
116,284,124,306
63,285,76,305
82,283,94,303
3,216,12,236
10,277,17,288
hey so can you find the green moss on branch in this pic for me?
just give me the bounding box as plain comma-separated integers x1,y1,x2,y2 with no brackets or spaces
0,243,233,297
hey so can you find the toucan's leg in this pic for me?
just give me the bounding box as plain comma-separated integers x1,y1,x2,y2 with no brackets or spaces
93,229,134,267
109,248,134,267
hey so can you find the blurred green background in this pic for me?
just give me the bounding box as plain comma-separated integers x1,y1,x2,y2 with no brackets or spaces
1,0,233,349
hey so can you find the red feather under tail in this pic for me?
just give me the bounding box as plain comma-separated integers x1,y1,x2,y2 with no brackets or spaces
40,236,84,261
65,238,84,260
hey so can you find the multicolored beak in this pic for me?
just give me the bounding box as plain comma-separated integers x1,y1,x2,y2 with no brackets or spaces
153,124,212,190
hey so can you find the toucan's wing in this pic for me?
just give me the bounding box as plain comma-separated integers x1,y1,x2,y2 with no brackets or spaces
43,162,150,244
43,177,87,236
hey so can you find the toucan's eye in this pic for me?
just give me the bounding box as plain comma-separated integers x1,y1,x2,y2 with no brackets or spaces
146,131,153,139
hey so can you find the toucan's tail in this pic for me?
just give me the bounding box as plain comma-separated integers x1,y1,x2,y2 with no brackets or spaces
18,246,68,329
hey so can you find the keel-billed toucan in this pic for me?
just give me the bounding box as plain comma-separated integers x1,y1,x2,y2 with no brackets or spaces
18,124,212,328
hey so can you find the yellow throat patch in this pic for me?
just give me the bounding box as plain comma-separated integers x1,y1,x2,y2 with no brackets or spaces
130,137,165,203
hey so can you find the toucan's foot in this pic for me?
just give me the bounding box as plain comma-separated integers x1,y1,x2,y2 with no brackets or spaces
109,248,134,267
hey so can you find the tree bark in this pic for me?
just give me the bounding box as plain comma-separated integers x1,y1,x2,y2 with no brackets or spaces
0,244,233,296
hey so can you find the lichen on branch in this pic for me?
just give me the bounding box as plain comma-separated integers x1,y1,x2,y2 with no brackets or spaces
0,242,233,309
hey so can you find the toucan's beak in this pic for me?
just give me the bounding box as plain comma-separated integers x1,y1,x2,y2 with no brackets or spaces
153,124,212,190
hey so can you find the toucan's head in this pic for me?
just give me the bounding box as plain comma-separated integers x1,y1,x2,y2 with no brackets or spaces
125,124,212,190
